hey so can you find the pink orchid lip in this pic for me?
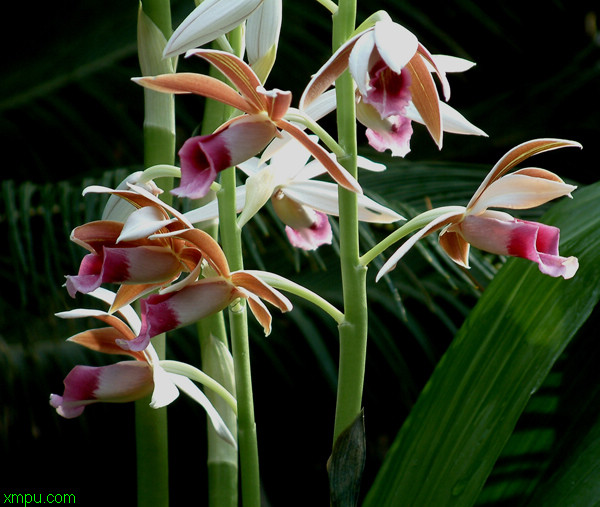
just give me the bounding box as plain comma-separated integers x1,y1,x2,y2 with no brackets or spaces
285,211,333,251
458,215,578,279
173,116,278,199
50,362,154,418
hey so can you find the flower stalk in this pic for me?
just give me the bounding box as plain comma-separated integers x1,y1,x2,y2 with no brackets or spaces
331,0,369,448
136,1,174,506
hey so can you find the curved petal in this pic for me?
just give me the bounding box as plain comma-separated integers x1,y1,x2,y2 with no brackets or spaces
237,167,277,228
429,54,476,73
283,180,403,223
167,372,236,447
349,29,377,96
373,20,419,74
118,206,174,242
406,53,442,148
438,229,471,268
405,101,487,137
133,73,254,113
468,173,577,215
467,138,582,209
230,271,292,312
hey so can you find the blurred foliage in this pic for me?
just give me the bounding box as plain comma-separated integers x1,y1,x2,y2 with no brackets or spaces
0,0,598,505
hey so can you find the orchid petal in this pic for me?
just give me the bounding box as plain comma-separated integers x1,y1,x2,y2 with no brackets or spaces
237,166,277,228
119,279,236,352
246,0,282,82
405,101,487,137
373,20,419,74
299,29,367,109
245,293,274,335
458,214,578,279
349,29,377,96
133,73,254,113
276,119,362,194
357,100,413,157
182,186,246,225
87,287,142,334
406,53,442,148
50,362,154,418
186,49,266,112
172,228,231,277
163,0,263,58
149,364,180,408
67,328,145,360
468,173,577,215
429,54,476,73
167,373,236,447
102,171,162,222
438,229,471,268
282,180,403,223
468,138,582,209
118,206,175,242
230,271,293,312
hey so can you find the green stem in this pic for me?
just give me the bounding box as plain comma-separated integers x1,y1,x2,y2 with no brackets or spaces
331,0,367,444
215,25,262,507
136,1,174,506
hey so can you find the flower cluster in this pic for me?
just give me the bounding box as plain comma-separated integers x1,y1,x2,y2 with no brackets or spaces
51,0,581,446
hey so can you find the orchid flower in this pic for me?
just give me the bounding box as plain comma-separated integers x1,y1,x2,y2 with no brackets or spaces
179,135,402,250
65,181,225,311
133,49,361,199
114,226,292,352
300,18,486,156
50,288,236,446
376,139,582,281
240,137,403,249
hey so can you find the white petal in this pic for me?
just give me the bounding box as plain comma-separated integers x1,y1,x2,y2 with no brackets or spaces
357,155,386,172
246,0,281,64
429,54,476,73
163,0,263,58
118,206,175,242
238,169,277,228
405,101,487,137
237,157,262,177
182,186,246,224
373,20,419,74
169,373,237,447
150,366,180,408
349,30,377,96
283,180,404,223
302,89,337,121
468,173,577,215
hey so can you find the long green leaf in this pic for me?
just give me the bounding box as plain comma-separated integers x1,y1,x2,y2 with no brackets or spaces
364,181,600,506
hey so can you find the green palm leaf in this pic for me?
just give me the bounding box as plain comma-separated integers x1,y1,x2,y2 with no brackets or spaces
364,181,600,506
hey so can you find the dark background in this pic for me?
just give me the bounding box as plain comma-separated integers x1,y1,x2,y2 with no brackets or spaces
1,1,598,505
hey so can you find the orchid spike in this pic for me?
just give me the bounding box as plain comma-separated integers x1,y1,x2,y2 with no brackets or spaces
300,20,486,156
133,49,361,199
376,139,582,281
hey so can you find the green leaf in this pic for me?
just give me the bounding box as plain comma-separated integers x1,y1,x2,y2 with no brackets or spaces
364,181,600,506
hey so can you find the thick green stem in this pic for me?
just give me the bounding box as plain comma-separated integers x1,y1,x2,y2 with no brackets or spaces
218,166,261,507
136,1,174,506
214,25,261,507
331,0,368,444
